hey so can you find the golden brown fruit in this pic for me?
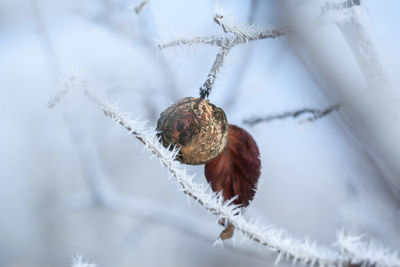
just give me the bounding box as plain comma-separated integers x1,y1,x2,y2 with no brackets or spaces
156,97,228,165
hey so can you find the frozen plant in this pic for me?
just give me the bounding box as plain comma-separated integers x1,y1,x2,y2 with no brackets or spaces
51,80,400,266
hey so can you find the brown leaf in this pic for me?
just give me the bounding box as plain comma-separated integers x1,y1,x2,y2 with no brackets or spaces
219,223,235,240
205,124,261,207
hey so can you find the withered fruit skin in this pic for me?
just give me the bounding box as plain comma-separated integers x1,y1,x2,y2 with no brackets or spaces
156,97,228,165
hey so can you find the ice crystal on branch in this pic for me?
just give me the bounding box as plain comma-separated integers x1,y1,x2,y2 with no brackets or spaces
213,9,258,42
336,231,400,267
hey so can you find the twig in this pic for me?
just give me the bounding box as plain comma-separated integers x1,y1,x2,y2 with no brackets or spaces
213,13,256,41
243,104,341,126
158,29,287,50
200,47,230,99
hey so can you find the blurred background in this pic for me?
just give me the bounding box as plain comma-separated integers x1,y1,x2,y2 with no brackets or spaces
1,0,400,266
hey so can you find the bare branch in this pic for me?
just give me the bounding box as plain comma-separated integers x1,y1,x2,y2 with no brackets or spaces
244,104,341,126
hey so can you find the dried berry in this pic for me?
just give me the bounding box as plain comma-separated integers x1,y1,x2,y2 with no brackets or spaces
205,124,261,207
156,97,228,165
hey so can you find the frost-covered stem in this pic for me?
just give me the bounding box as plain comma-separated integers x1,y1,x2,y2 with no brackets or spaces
252,29,288,42
159,29,286,99
243,104,341,126
83,88,209,209
214,14,246,37
200,47,230,99
50,83,400,267
158,29,287,50
158,8,286,99
159,20,286,99
158,36,228,49
200,13,286,99
82,89,344,266
336,232,400,266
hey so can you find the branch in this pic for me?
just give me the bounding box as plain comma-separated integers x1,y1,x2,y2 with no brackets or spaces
158,36,228,49
50,82,400,267
157,7,287,99
82,89,341,266
213,13,257,41
158,29,287,50
336,231,400,266
200,47,230,99
243,104,341,126
212,10,288,44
